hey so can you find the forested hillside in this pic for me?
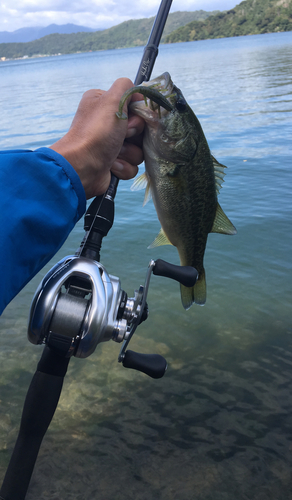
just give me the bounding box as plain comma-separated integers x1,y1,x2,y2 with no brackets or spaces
1,1,290,61
165,0,292,43
0,10,219,59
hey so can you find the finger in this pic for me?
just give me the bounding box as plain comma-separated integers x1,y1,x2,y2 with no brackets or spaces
83,89,105,99
126,114,145,138
125,132,144,150
107,77,135,111
118,142,144,167
130,92,144,102
111,160,138,180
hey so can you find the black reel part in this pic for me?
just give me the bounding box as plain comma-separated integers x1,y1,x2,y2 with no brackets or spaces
118,258,198,379
123,350,167,379
78,174,119,262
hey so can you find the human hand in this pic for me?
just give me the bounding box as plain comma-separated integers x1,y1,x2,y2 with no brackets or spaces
50,78,144,199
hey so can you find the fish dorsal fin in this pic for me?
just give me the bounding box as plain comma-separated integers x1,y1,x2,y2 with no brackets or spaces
211,202,237,235
212,155,226,195
148,228,173,249
131,172,152,205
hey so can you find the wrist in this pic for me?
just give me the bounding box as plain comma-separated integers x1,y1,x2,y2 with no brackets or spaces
50,135,106,199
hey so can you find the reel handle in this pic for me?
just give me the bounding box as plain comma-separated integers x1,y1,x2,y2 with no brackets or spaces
118,259,198,374
154,259,198,287
122,350,167,379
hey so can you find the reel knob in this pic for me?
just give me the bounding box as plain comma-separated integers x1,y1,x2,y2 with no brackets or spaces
122,350,167,379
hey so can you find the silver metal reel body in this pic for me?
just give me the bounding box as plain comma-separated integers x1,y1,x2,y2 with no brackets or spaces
28,255,128,358
28,253,196,376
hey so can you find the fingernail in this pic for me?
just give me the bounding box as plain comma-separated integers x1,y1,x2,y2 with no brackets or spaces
126,127,137,139
112,160,124,172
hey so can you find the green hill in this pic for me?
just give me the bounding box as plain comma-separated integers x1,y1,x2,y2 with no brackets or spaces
165,0,292,43
0,11,219,60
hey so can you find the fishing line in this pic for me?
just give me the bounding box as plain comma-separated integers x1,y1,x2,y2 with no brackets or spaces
75,190,106,258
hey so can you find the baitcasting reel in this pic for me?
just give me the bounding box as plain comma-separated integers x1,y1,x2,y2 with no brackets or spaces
28,255,198,378
28,175,198,379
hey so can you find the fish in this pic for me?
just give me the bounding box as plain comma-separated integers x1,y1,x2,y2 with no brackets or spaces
116,72,236,309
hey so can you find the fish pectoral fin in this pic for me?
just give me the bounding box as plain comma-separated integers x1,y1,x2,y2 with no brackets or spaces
180,268,206,309
131,172,149,191
211,202,237,235
131,172,152,205
166,163,183,178
142,183,152,205
148,228,173,249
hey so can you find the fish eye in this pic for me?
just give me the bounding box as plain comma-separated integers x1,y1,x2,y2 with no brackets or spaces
175,97,187,113
160,133,169,143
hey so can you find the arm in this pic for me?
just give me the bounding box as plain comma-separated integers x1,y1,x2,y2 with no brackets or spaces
0,148,86,314
0,78,144,314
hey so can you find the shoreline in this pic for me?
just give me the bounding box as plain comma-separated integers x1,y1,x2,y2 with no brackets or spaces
0,29,291,63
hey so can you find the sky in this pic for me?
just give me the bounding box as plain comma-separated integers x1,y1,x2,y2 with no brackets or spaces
0,0,240,33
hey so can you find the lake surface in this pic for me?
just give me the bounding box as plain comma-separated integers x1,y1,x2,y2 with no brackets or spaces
0,31,292,499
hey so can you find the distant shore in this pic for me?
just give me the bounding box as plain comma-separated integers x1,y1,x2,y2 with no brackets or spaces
1,29,290,63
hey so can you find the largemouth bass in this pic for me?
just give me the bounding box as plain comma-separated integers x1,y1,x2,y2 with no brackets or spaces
117,72,236,309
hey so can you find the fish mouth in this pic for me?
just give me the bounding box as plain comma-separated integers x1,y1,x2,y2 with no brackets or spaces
141,72,173,94
129,72,174,121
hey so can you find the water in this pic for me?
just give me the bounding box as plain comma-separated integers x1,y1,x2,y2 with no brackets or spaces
0,32,292,499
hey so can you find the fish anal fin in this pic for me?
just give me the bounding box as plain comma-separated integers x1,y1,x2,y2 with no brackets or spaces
148,228,172,249
180,268,206,309
211,203,237,235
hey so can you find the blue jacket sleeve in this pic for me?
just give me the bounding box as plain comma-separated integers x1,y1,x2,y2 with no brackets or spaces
0,147,86,314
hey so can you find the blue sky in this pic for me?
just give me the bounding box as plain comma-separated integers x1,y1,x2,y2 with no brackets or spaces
0,0,239,32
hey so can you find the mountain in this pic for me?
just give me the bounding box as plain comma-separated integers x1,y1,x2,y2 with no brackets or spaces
165,0,292,43
0,11,219,59
0,24,97,44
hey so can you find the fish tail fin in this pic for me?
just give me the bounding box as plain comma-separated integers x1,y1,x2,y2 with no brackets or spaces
180,268,206,309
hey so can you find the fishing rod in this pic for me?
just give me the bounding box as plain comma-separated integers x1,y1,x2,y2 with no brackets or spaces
0,1,197,498
106,0,174,210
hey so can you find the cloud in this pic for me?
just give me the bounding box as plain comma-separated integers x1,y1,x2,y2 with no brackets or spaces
0,0,238,32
